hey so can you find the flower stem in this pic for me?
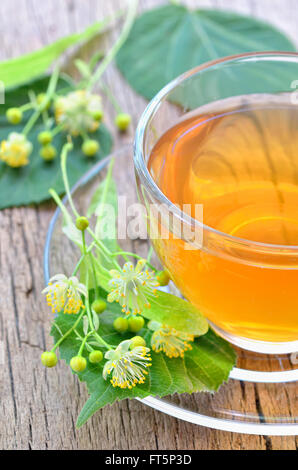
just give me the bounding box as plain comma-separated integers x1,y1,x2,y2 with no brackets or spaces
87,0,138,91
100,82,122,113
78,330,94,356
89,252,100,298
85,267,112,350
60,140,79,218
72,241,96,276
51,123,64,137
19,102,35,112
93,331,112,350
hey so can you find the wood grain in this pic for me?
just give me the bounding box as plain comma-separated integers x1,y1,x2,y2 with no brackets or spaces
0,0,297,450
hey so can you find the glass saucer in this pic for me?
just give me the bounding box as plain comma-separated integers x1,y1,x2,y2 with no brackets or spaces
44,146,298,436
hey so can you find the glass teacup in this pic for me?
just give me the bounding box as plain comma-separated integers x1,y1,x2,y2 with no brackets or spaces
134,52,298,354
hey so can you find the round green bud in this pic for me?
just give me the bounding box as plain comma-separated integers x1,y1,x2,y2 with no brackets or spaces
75,216,89,231
89,350,103,364
41,351,58,368
128,316,145,333
6,107,23,124
37,93,51,110
38,130,52,145
40,144,57,161
156,270,170,286
115,113,131,132
92,298,106,314
129,336,146,349
82,139,99,157
70,356,87,373
113,316,128,333
92,110,104,122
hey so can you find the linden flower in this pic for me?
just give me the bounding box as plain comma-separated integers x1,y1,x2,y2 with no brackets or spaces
149,322,194,358
42,274,87,314
0,132,33,167
103,340,152,389
54,90,102,135
107,259,159,315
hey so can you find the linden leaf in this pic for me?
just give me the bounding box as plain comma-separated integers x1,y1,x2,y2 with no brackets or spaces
116,5,296,107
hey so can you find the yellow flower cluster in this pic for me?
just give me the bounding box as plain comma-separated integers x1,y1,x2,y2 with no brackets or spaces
42,274,87,314
0,132,32,167
151,325,194,358
54,90,102,136
103,340,152,389
107,259,159,315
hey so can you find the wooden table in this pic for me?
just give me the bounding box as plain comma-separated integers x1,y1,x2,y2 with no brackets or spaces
1,0,297,450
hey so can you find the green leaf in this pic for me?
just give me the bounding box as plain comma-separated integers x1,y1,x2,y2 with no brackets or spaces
0,19,110,88
116,5,296,106
0,75,113,209
50,298,236,428
145,290,208,336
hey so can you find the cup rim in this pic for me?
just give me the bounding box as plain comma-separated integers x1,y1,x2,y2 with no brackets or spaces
134,51,298,253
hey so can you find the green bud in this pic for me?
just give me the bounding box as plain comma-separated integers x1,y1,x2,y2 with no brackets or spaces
92,110,104,121
6,107,23,124
40,144,57,161
41,351,58,368
82,139,99,157
89,350,103,364
128,316,145,333
38,130,52,145
75,216,89,231
92,298,106,314
113,316,128,333
70,356,87,372
37,93,51,110
129,336,146,349
115,113,131,132
156,270,170,286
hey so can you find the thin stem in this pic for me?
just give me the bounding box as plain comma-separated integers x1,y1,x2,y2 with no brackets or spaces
23,67,60,136
147,246,153,263
93,331,113,350
95,158,115,227
19,102,35,112
75,329,94,352
80,130,90,142
60,141,79,218
72,241,96,276
49,188,73,221
90,236,121,269
89,252,100,298
87,0,138,91
110,251,156,271
49,185,119,271
51,309,85,352
60,149,121,270
78,330,94,356
51,123,64,136
85,266,112,350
